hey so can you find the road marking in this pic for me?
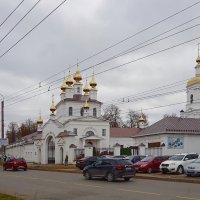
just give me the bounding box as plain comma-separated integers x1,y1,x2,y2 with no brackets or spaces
119,188,161,196
176,196,200,200
74,183,104,189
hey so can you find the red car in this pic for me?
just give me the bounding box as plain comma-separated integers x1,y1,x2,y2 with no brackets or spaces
133,155,169,173
3,157,27,171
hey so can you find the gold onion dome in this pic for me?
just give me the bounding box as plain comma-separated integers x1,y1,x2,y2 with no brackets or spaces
37,114,43,124
60,80,67,92
83,79,90,95
187,76,200,87
90,71,97,89
50,95,56,114
196,56,200,64
83,99,89,110
65,71,73,87
74,65,82,83
138,114,145,122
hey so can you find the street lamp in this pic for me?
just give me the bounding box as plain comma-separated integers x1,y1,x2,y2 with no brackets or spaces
0,93,4,139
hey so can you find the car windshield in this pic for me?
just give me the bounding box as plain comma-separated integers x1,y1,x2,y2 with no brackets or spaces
168,155,185,161
16,158,25,162
193,158,200,163
141,156,154,162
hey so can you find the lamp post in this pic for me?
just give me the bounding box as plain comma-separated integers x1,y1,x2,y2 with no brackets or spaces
0,93,4,139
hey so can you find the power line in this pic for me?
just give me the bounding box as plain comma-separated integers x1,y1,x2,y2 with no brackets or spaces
0,0,68,59
0,0,25,29
0,0,41,45
5,0,200,100
5,18,198,103
5,33,200,107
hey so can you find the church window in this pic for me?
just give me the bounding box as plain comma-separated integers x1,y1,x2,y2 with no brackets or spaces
86,131,94,137
77,87,80,93
190,94,193,104
69,107,73,116
80,107,84,116
93,108,97,117
73,128,77,135
102,129,106,136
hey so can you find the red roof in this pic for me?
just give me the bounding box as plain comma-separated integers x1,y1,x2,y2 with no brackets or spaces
110,127,142,138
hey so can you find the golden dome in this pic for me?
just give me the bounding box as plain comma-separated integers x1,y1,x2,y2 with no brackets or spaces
138,112,145,123
74,64,82,83
37,113,43,124
196,56,200,64
83,99,89,111
65,71,73,87
83,79,90,95
90,70,97,89
187,76,200,87
50,94,56,114
60,80,67,92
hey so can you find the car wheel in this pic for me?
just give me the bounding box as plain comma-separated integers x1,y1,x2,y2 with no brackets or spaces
24,167,27,171
84,171,91,180
147,167,152,174
186,174,191,177
177,166,184,174
107,173,115,182
124,177,130,181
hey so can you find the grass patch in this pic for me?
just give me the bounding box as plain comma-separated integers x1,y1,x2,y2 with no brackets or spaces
0,194,23,200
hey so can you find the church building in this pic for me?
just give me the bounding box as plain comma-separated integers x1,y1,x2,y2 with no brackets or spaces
6,66,111,164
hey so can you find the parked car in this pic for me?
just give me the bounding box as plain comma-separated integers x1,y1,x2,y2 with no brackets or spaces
83,158,135,182
3,157,27,171
113,155,127,159
133,155,169,173
185,157,200,176
76,156,99,170
160,153,199,174
125,155,146,164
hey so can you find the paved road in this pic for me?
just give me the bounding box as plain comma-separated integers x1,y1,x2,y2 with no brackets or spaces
0,169,200,200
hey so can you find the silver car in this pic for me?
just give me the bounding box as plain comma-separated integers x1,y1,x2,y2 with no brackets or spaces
185,158,200,176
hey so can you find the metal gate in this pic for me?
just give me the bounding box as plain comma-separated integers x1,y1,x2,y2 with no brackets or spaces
48,137,55,164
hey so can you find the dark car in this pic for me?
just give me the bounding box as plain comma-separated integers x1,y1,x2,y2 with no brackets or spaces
3,157,27,171
133,155,169,173
125,155,146,164
83,158,136,182
76,156,99,170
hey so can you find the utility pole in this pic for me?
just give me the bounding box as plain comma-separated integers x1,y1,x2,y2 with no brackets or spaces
0,93,4,139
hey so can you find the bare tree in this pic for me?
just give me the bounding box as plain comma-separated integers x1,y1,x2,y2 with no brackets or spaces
102,104,122,127
6,122,19,144
126,110,149,128
126,110,140,128
19,119,37,137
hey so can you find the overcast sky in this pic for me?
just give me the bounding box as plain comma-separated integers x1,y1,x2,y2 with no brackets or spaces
0,0,200,134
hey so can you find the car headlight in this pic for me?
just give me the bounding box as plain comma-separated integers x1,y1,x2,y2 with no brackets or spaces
140,164,147,167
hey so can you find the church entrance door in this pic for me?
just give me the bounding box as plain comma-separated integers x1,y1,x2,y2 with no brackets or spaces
48,136,55,164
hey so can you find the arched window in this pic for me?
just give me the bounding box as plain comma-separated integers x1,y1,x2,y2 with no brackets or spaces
77,87,80,93
69,107,73,116
93,108,97,117
86,131,95,137
80,107,84,116
190,94,193,104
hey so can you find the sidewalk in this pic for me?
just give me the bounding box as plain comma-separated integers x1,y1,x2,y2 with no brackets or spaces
28,163,200,184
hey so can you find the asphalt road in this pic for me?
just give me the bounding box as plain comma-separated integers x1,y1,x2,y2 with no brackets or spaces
0,169,200,200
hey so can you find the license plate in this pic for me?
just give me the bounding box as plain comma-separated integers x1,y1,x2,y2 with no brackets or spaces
126,167,132,171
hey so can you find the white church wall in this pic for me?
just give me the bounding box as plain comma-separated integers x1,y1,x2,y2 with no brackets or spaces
162,134,200,155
